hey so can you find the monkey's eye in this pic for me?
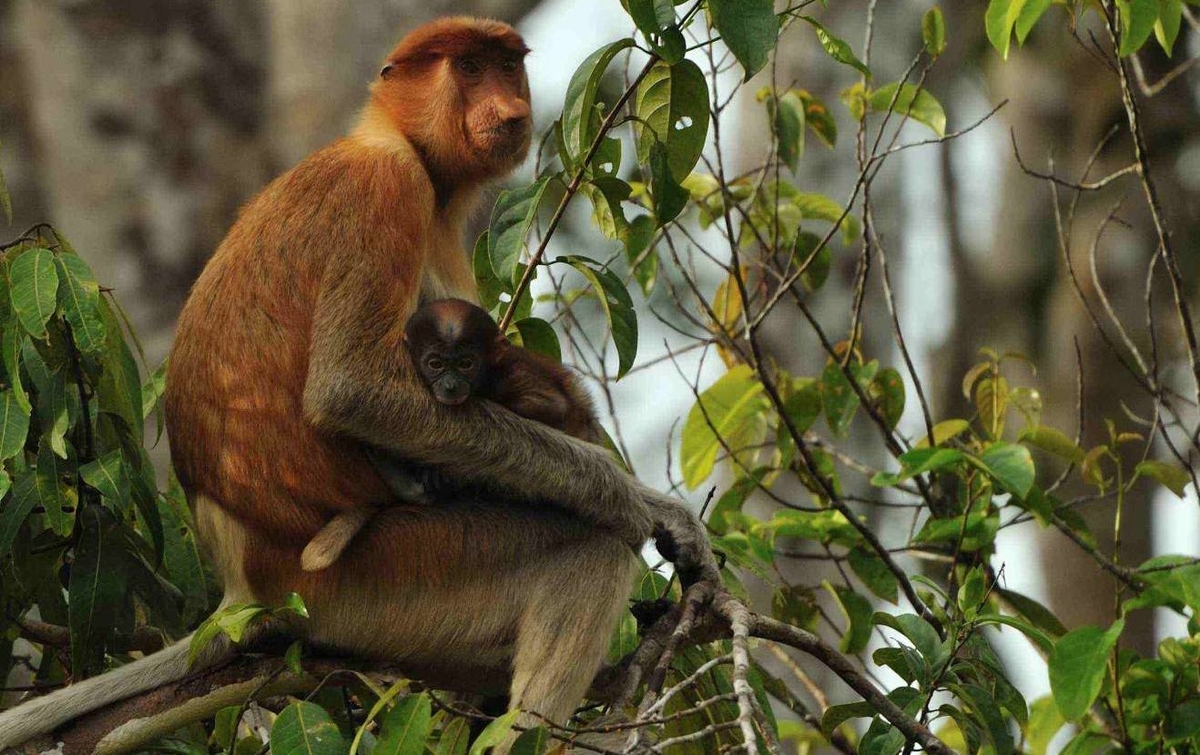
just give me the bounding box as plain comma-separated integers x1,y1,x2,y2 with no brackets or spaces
500,59,520,73
456,58,483,76
426,357,445,371
458,357,475,370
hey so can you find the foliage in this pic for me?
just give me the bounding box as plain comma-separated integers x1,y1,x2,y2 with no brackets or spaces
2,0,1200,753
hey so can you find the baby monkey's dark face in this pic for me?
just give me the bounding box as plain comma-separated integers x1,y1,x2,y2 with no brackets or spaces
404,299,501,406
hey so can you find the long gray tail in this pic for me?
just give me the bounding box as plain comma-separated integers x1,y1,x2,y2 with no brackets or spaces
0,635,201,751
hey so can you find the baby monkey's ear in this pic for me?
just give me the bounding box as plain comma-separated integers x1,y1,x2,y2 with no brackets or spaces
380,63,395,78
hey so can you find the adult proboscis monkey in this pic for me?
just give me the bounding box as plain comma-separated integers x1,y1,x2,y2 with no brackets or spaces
0,16,716,752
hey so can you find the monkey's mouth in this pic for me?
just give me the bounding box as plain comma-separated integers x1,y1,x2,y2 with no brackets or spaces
435,389,470,406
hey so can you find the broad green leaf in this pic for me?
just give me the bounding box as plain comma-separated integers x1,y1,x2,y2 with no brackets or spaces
985,0,1025,59
821,362,858,435
36,373,69,458
647,142,687,222
509,727,551,755
1019,426,1084,463
793,232,830,292
977,614,1054,653
161,477,218,625
848,547,898,604
622,214,658,295
802,17,869,75
468,709,521,755
976,442,1035,498
1025,697,1067,755
488,177,551,284
2,325,30,412
625,0,675,37
80,450,128,506
560,256,638,378
635,60,710,182
0,468,39,554
562,40,635,158
1015,0,1053,43
826,583,873,654
873,612,943,662
868,83,946,137
9,247,59,340
473,233,505,312
1166,699,1200,739
581,177,630,240
69,505,129,677
913,510,998,551
708,0,777,80
796,90,837,148
996,587,1067,638
435,718,471,755
871,447,965,488
1117,0,1159,56
680,365,769,488
270,701,350,755
0,389,30,462
374,693,432,755
509,318,561,362
1155,0,1183,54
1048,620,1124,720
1134,459,1191,497
97,299,144,435
35,439,75,536
922,7,946,56
871,367,905,430
55,253,106,356
958,567,987,614
974,374,1007,439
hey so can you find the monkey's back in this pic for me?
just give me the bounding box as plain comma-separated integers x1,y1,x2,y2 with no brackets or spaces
165,136,435,543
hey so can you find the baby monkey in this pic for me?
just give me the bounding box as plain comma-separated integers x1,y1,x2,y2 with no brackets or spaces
301,299,603,571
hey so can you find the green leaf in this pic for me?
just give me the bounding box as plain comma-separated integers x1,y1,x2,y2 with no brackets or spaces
488,177,551,284
873,612,943,662
434,718,471,755
1015,0,1053,43
0,468,39,554
1048,620,1124,720
708,0,777,81
374,693,432,755
9,247,59,340
976,442,1035,498
848,547,899,604
69,505,129,677
0,388,30,462
509,318,561,362
680,365,770,489
509,726,551,755
922,7,947,56
1025,696,1067,755
1019,426,1084,463
647,142,688,222
793,232,830,292
625,0,675,37
35,438,75,536
1155,0,1183,55
55,253,106,356
764,90,805,172
796,90,837,148
622,214,658,295
2,325,30,413
996,587,1067,638
560,256,638,378
871,367,905,430
820,362,858,436
468,709,521,755
270,701,350,755
581,177,630,240
1117,0,1159,56
1134,459,1191,497
868,83,946,137
562,40,635,159
80,450,128,505
473,233,505,312
985,0,1025,59
635,60,710,182
826,583,873,654
801,17,869,75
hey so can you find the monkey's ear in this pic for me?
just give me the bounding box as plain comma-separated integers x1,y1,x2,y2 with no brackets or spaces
380,63,395,79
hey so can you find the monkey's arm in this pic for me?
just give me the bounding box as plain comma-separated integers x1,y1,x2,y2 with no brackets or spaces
302,258,654,547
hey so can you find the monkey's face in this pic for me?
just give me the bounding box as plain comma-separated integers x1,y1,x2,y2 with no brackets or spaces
453,53,532,168
417,348,483,406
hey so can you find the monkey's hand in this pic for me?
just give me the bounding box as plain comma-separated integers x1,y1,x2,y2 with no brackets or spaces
637,484,720,589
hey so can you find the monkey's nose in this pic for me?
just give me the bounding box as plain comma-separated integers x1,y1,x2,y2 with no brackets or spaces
497,98,531,127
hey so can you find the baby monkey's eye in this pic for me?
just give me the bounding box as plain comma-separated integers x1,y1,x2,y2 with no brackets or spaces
458,357,475,370
426,357,445,371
